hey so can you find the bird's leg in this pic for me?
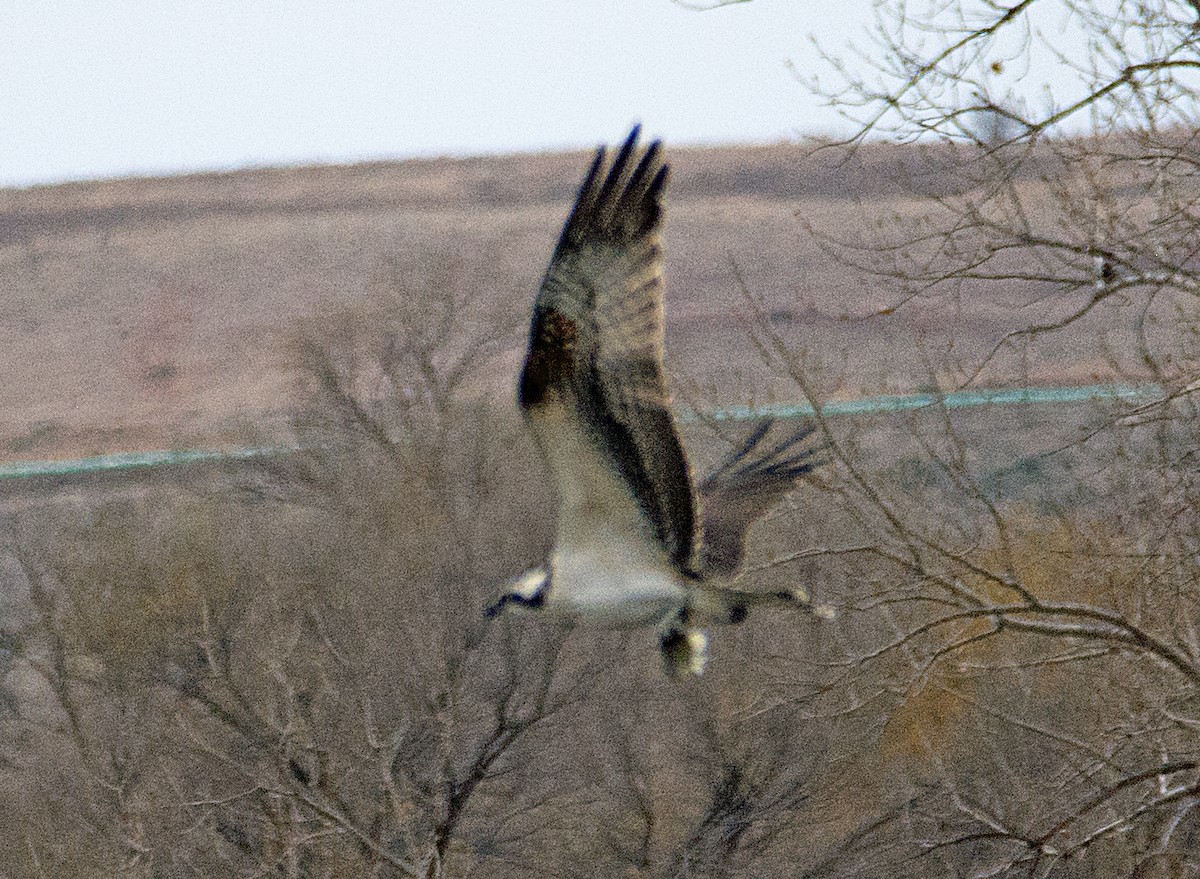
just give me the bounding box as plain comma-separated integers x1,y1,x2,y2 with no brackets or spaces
765,586,836,619
696,584,835,626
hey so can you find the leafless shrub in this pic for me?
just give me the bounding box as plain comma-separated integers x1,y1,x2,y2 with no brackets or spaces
754,1,1200,872
747,297,1200,872
0,246,846,878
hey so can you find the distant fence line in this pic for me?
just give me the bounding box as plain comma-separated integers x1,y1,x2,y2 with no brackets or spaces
690,382,1159,423
0,383,1164,482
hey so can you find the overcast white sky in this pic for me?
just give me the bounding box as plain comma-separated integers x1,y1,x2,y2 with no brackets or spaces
0,1,889,187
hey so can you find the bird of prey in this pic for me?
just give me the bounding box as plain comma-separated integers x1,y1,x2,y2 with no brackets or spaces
485,127,825,675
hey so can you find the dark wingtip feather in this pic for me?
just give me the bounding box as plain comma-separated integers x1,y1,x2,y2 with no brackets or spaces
626,138,661,194
695,419,825,578
581,146,606,194
595,127,642,207
759,452,825,481
559,147,606,246
717,418,774,475
704,418,826,488
556,126,667,250
753,423,823,476
648,162,669,202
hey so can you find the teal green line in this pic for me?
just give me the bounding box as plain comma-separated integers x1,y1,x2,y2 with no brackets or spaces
0,444,295,482
0,383,1165,482
693,382,1162,423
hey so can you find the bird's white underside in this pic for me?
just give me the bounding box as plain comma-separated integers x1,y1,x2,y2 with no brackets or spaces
534,402,687,626
547,542,683,626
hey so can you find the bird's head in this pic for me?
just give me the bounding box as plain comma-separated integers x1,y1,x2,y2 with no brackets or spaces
483,565,550,618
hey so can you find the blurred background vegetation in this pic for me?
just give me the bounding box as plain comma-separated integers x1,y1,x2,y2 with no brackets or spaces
5,0,1200,876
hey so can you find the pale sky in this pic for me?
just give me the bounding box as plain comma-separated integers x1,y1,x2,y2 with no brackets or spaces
1,1,881,187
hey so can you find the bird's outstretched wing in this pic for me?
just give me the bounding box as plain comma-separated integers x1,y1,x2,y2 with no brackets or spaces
518,127,696,570
697,418,824,577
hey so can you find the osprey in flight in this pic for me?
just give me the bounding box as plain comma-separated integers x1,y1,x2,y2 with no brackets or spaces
486,127,825,675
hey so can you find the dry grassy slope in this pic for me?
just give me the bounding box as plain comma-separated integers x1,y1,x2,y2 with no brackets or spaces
0,140,1148,461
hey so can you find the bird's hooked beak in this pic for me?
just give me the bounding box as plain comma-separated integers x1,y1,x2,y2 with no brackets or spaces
483,566,549,618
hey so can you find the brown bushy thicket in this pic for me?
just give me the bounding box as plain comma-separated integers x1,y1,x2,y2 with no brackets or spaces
4,235,1200,876
6,0,1200,871
774,0,1200,872
0,267,849,879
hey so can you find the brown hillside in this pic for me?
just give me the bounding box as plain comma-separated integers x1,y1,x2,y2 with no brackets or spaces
0,139,1153,461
